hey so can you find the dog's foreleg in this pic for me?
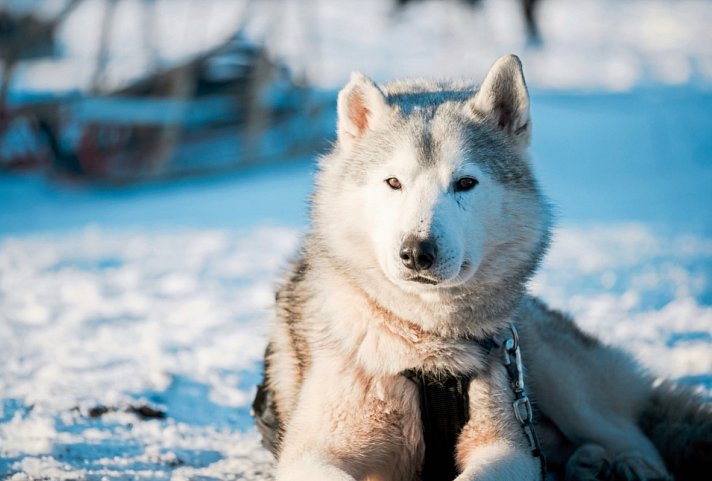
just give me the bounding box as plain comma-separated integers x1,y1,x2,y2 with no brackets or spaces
274,382,365,481
455,365,541,481
275,454,357,481
275,363,415,481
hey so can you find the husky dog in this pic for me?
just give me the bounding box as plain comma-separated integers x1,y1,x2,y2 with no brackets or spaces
253,55,712,481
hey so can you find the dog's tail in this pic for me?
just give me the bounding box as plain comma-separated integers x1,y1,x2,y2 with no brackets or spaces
638,380,712,479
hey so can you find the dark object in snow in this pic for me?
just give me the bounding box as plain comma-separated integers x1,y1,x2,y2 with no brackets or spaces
0,10,56,59
128,404,166,419
522,0,541,41
0,110,54,170
0,1,83,110
88,405,110,418
84,403,166,420
0,1,81,173
394,0,541,42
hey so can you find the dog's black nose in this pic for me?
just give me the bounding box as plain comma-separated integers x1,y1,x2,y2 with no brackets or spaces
400,236,437,271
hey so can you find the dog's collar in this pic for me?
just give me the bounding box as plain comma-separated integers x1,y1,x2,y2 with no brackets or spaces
401,324,546,481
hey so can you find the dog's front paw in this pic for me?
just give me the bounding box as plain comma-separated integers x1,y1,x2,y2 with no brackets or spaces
565,443,612,481
611,453,672,481
455,442,541,481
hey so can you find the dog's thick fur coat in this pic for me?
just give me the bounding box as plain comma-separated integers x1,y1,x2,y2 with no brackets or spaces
256,55,712,481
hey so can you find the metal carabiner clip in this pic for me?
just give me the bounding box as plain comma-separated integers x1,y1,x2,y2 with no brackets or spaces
503,323,520,366
513,396,534,426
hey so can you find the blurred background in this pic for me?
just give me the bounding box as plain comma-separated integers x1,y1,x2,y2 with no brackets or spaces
0,0,711,231
1,1,710,479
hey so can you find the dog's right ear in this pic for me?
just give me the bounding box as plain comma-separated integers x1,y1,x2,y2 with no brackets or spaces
337,72,389,151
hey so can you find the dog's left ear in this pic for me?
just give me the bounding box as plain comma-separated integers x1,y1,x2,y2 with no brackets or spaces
468,54,531,150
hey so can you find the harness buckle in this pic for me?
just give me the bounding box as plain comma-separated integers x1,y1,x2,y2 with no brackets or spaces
513,396,533,425
508,323,520,352
503,324,519,365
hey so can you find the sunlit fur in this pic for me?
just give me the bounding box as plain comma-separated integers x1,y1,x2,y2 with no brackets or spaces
261,55,711,481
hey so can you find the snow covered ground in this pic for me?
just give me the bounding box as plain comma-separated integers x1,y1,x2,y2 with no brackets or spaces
1,0,711,479
0,220,709,480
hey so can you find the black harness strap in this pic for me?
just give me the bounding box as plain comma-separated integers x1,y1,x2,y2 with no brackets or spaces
401,334,546,481
401,338,496,480
402,369,472,481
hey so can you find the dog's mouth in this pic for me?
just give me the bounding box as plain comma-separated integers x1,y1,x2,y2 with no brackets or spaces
406,275,440,285
403,260,473,287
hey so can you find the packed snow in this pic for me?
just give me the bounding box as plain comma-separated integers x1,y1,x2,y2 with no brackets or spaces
1,0,711,479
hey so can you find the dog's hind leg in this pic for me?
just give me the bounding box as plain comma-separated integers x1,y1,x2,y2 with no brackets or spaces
611,454,673,481
518,298,673,480
562,431,673,481
565,442,673,481
565,443,611,481
564,416,671,480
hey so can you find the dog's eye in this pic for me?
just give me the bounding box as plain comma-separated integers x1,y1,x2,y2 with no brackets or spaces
454,177,478,192
386,177,402,190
